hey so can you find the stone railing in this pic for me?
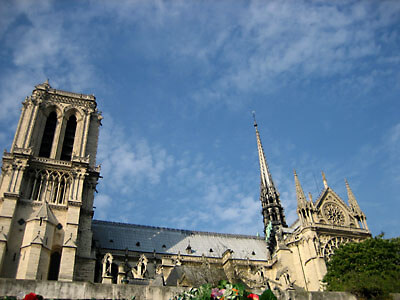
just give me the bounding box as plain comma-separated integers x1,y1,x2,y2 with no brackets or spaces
33,157,73,167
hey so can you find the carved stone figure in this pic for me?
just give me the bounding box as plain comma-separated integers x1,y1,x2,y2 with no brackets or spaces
237,266,269,289
102,253,113,277
132,254,148,279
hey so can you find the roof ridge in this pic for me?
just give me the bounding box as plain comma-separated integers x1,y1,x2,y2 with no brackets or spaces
92,219,264,240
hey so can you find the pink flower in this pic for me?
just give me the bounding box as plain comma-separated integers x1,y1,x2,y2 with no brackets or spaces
247,294,259,300
211,288,224,298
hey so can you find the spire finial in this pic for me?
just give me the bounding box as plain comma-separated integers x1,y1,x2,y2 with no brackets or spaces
294,170,307,208
254,117,273,189
252,111,257,127
43,78,51,89
345,179,361,213
322,171,328,189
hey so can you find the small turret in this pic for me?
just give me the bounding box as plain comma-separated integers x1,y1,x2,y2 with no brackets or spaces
345,179,361,214
345,179,368,230
295,170,314,225
294,170,307,208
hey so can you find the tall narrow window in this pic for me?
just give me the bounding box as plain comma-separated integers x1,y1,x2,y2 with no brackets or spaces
48,251,61,280
30,174,42,201
60,115,77,161
39,112,57,158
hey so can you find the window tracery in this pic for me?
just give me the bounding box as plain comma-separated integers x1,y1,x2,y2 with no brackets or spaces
323,236,352,261
322,203,346,225
27,169,72,205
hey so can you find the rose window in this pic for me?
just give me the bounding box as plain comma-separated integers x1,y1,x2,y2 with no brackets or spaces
323,203,345,225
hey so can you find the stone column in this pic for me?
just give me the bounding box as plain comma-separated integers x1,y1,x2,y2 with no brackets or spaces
52,115,66,159
58,205,80,281
23,102,39,149
80,112,91,157
11,100,28,152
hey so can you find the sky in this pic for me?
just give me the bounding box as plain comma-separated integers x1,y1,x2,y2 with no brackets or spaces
0,0,399,238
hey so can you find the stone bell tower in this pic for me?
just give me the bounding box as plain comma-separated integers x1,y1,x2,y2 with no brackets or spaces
0,80,102,281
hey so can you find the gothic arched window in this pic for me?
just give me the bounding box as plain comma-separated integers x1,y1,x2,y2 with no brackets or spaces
39,111,57,158
60,115,77,161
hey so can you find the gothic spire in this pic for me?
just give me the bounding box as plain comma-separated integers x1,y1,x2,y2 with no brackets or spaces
294,170,307,208
253,113,287,230
253,114,275,191
345,179,362,214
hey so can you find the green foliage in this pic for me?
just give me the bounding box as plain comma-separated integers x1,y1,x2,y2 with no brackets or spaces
323,235,400,299
259,289,277,300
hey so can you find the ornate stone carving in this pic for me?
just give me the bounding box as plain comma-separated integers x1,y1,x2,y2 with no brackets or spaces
238,266,270,289
323,203,345,225
132,254,148,279
102,253,113,277
322,236,352,261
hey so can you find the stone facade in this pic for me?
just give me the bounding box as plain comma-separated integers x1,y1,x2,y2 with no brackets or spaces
0,81,101,282
0,82,371,294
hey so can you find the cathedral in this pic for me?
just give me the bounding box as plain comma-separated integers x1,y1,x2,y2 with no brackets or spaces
0,82,371,293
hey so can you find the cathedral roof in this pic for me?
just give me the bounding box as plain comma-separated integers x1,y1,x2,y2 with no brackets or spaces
92,220,269,261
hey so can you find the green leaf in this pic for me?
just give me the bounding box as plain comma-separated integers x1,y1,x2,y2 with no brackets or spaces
259,289,277,300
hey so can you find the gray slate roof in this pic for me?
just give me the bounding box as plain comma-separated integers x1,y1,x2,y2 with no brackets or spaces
92,220,269,261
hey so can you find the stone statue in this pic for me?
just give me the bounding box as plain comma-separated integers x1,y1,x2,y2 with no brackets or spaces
132,254,148,279
102,253,113,277
236,266,269,289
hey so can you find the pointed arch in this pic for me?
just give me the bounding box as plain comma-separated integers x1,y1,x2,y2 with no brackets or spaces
60,115,77,161
39,111,57,158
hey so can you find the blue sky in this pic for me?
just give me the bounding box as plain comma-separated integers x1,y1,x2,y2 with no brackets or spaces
0,0,399,238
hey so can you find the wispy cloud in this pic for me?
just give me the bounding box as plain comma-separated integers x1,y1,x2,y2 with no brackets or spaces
93,0,400,106
0,0,98,124
97,114,174,195
1,0,399,118
95,114,264,235
1,0,399,238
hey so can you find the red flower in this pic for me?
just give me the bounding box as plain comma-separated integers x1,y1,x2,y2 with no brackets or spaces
24,293,37,300
247,294,259,300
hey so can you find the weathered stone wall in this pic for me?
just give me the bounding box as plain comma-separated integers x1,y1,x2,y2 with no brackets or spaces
1,278,390,300
0,279,186,300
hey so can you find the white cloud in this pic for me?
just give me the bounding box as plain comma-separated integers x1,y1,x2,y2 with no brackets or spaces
0,0,98,122
97,114,174,195
2,0,399,115
94,194,112,220
105,0,398,106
